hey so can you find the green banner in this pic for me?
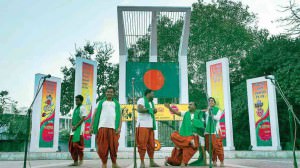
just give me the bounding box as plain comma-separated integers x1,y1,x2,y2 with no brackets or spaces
126,62,179,98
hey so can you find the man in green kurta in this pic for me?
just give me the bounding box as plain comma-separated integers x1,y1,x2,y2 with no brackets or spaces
164,102,206,166
69,95,87,166
204,97,224,167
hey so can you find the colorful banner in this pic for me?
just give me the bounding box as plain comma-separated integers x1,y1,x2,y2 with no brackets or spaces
81,62,94,148
39,80,57,148
121,104,188,121
210,63,226,144
252,81,272,146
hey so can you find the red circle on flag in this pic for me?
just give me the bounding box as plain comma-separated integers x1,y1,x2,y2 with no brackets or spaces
143,70,165,90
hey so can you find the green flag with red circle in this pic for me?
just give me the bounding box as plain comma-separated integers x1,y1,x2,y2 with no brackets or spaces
126,62,179,98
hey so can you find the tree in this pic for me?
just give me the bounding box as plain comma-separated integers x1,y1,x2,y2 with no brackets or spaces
60,42,119,115
0,90,18,114
279,0,300,37
241,36,300,148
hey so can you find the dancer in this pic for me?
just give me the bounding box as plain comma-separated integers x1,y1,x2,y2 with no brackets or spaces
90,87,122,168
204,97,224,167
69,95,87,166
164,102,206,166
136,89,160,168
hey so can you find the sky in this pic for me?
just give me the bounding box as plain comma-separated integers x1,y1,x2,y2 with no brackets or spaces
0,0,290,107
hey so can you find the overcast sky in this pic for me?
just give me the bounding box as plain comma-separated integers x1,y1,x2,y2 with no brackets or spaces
0,0,290,107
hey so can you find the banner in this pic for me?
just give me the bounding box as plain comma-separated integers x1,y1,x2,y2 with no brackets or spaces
247,76,281,150
39,80,57,147
75,58,97,149
210,63,226,140
121,104,188,121
30,74,61,152
252,81,272,146
206,58,234,150
126,62,179,98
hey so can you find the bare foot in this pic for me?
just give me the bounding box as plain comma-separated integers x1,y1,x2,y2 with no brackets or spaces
112,163,121,168
102,164,107,168
190,139,196,148
220,161,225,167
180,162,186,167
213,161,217,167
68,161,78,166
150,161,160,167
78,160,83,166
140,162,146,168
164,157,169,166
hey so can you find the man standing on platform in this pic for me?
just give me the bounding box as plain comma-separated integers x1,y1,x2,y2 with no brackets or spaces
90,87,122,168
69,95,87,166
164,102,206,167
136,89,160,168
204,97,224,167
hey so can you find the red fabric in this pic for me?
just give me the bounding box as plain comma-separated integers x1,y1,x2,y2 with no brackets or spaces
205,134,224,162
167,131,199,165
96,128,120,164
136,127,155,161
69,135,84,162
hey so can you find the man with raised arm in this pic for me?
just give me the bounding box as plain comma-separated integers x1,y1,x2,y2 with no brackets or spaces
164,102,206,167
90,87,122,168
136,89,160,168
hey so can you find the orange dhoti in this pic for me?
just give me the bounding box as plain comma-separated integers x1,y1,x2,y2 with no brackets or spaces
96,128,120,164
136,127,155,161
166,131,199,166
205,134,224,162
69,135,84,162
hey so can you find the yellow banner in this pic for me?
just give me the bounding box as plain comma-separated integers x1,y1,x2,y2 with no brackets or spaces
121,104,188,121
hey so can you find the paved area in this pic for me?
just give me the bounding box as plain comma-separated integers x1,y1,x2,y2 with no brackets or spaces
0,159,299,168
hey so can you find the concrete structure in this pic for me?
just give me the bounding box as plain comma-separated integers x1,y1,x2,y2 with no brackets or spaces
30,73,61,152
247,76,281,150
206,58,235,150
117,6,191,150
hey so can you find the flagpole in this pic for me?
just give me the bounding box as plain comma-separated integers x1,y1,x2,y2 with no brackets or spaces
131,78,137,168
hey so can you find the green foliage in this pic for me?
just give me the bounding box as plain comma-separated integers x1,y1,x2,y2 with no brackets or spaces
241,36,300,146
60,42,119,115
59,129,70,142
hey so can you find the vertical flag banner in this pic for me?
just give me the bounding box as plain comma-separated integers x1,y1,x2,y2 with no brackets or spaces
75,58,97,150
206,58,235,150
30,74,61,152
247,76,281,150
39,80,57,147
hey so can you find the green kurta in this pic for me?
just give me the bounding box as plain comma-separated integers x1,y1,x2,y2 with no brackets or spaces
205,106,220,134
179,110,205,137
72,105,82,142
143,97,156,130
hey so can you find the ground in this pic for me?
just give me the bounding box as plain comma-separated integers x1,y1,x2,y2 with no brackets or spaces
0,159,298,168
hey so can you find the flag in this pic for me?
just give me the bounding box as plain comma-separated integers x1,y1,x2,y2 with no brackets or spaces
126,62,179,98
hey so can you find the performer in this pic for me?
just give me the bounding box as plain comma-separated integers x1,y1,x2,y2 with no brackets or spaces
69,95,87,166
90,87,122,168
164,102,206,167
136,89,160,168
204,97,224,167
